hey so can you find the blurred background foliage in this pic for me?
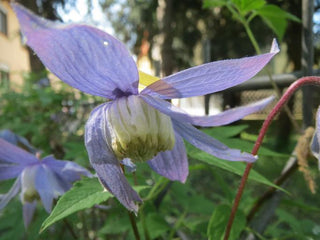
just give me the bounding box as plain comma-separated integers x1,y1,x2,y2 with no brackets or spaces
1,0,320,239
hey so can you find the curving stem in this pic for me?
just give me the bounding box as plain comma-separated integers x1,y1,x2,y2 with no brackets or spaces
223,76,320,240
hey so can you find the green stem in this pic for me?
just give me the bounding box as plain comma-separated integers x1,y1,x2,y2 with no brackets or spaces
140,177,169,240
169,211,187,240
128,211,141,240
63,219,78,239
243,21,261,54
140,206,151,240
144,177,169,201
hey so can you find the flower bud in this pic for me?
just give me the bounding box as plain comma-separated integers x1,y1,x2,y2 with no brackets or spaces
106,95,175,162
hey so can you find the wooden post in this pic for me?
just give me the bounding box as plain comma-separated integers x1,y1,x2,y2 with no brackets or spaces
301,0,314,127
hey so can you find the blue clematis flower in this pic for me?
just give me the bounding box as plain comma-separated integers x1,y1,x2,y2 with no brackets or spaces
13,4,279,212
0,139,91,227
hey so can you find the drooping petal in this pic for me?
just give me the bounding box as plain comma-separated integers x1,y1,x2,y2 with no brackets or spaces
0,177,21,210
0,164,24,181
141,39,279,99
311,107,320,168
12,3,139,99
23,200,37,228
34,164,65,212
0,129,37,154
148,132,188,183
85,103,142,212
189,96,275,126
0,139,37,164
0,129,18,145
141,95,274,127
42,156,92,186
172,119,257,162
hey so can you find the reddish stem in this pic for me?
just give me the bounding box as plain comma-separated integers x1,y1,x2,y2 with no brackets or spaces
223,76,320,240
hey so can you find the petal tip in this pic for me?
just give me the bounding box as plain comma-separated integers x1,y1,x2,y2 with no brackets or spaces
271,39,280,54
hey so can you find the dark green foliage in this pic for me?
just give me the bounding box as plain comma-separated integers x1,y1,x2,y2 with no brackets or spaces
0,72,101,158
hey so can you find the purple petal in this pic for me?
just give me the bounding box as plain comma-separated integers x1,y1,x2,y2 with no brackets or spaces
34,164,65,212
140,94,192,123
190,96,275,126
0,139,37,164
172,120,257,162
141,39,279,99
148,132,188,183
12,3,139,99
0,129,37,154
0,129,18,145
0,164,24,181
141,95,274,127
85,103,142,212
0,177,21,210
23,200,37,228
42,156,92,185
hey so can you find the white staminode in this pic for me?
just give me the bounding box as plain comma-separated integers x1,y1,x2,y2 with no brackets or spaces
20,165,39,203
106,95,175,162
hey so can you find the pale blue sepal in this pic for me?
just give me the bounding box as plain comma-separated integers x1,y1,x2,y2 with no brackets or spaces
147,132,188,183
0,164,24,181
12,3,139,99
190,96,275,126
141,95,274,127
0,139,37,164
34,165,65,213
42,155,92,186
141,39,279,99
23,200,37,228
85,103,142,212
172,119,257,162
0,177,21,210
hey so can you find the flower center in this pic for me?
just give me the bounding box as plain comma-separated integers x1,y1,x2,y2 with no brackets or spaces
106,95,175,162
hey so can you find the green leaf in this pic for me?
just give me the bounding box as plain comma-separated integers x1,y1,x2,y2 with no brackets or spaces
203,0,228,8
41,177,150,232
231,0,265,15
98,212,131,235
218,137,289,158
187,145,286,192
203,125,249,138
281,199,320,213
184,215,210,233
40,177,113,232
257,4,300,40
146,213,171,239
171,183,215,214
207,204,246,240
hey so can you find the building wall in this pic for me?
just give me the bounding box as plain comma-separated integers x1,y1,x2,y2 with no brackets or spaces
0,0,30,88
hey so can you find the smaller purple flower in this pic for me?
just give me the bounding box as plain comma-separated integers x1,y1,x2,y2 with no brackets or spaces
0,139,91,228
311,107,320,168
